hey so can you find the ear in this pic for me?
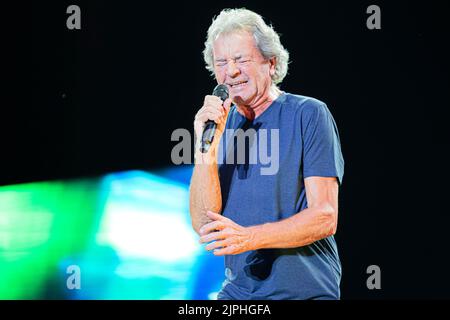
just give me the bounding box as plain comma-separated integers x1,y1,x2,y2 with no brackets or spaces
269,57,277,76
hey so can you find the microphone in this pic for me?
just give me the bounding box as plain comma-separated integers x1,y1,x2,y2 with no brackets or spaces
200,84,229,153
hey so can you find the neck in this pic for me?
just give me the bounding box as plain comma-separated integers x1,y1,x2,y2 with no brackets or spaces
236,85,282,120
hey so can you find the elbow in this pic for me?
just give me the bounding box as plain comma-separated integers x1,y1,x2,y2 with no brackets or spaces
319,204,338,238
190,209,216,236
189,213,203,236
327,220,337,237
192,224,202,236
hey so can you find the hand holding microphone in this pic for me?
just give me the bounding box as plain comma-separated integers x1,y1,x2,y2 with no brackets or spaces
194,84,231,154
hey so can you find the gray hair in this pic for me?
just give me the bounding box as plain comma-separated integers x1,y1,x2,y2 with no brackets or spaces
203,8,290,85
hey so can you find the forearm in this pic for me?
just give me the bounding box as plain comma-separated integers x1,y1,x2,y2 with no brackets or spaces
249,205,337,250
189,150,222,234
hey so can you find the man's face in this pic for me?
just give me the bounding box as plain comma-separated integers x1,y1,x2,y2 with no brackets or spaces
212,31,275,107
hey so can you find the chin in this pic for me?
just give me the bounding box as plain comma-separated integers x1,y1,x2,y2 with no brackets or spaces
231,91,252,105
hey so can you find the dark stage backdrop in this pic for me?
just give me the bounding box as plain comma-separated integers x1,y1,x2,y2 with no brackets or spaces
4,0,450,299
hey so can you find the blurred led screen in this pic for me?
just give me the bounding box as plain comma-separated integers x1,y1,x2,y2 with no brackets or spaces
0,166,224,299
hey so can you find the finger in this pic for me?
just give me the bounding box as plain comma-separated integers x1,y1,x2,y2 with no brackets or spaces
223,98,232,112
199,231,223,243
204,95,223,105
196,108,218,119
207,211,229,222
218,108,229,124
204,111,221,122
213,245,238,256
196,111,220,123
204,96,226,109
204,104,225,117
199,220,225,236
202,106,225,116
205,239,230,251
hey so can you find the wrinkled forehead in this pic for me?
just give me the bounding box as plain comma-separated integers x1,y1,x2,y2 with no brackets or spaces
212,30,259,58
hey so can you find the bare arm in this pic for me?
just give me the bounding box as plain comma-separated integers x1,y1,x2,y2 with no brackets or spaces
189,96,231,234
199,176,339,255
189,151,222,234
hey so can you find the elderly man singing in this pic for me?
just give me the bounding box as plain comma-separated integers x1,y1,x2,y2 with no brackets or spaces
189,8,344,300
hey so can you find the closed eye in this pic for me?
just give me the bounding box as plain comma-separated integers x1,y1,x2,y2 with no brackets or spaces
215,59,227,67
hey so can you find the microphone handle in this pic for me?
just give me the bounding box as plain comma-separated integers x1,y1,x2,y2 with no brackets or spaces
200,120,217,153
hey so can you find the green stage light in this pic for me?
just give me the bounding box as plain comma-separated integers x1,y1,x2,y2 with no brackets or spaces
0,179,104,299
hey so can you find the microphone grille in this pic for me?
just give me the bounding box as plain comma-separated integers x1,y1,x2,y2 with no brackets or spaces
212,84,229,101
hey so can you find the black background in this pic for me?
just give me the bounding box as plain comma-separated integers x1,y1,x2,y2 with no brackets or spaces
5,0,450,298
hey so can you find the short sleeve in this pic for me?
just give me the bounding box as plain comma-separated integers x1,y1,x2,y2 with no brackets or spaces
301,100,345,184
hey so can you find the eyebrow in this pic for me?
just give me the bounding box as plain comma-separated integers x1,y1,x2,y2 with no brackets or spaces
214,54,249,62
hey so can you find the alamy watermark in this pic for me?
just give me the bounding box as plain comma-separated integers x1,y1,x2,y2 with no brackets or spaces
171,128,280,176
366,264,381,290
366,5,381,30
66,5,81,30
65,5,380,32
66,264,81,290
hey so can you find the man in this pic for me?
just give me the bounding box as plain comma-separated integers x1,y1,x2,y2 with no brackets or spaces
189,8,344,300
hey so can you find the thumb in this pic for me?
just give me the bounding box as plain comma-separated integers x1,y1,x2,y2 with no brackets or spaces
223,98,232,112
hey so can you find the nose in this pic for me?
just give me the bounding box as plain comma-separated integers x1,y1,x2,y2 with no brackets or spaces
226,60,240,78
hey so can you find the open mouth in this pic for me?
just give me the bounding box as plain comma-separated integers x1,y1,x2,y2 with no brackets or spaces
228,80,248,88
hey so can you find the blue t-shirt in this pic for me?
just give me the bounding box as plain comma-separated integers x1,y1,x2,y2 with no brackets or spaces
216,92,344,300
